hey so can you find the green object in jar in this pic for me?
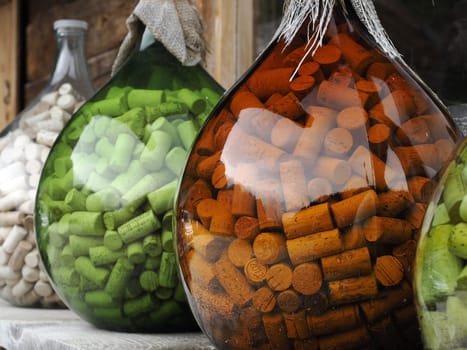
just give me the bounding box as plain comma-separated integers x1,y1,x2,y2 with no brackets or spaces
35,40,223,332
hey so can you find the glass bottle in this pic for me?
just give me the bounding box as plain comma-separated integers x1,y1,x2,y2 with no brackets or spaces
34,37,224,330
415,138,467,349
0,19,94,307
174,1,462,349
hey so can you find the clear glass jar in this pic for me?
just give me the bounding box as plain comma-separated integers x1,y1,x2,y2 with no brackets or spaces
35,39,224,331
415,138,467,349
0,19,94,307
174,1,462,349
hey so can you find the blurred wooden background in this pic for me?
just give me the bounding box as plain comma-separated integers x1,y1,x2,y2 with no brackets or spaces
0,0,282,131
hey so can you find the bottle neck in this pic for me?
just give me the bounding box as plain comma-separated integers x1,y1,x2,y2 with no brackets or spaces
49,27,94,99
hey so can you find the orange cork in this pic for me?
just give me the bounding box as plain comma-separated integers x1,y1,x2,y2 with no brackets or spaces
290,75,317,99
366,62,396,80
292,262,323,295
436,138,456,165
386,73,430,115
393,144,440,177
234,216,259,240
231,163,257,217
374,255,404,287
266,263,293,291
313,44,342,75
364,216,413,245
393,239,417,280
247,67,294,100
396,116,432,146
407,176,436,203
217,190,233,211
196,151,221,179
330,189,378,228
356,79,385,108
265,93,283,108
342,224,367,250
406,202,427,230
298,61,324,82
209,209,235,237
282,202,334,239
253,232,288,265
284,311,311,340
196,198,221,228
330,33,375,74
230,90,264,118
269,92,306,120
211,162,228,190
317,80,368,110
321,247,372,281
368,123,391,159
328,274,378,305
214,119,235,150
369,90,415,129
183,179,213,214
256,178,284,232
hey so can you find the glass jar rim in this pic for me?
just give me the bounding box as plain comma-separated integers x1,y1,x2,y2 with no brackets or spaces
54,19,88,31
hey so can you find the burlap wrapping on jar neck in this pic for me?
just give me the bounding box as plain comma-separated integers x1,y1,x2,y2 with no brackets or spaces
112,0,204,75
276,0,400,71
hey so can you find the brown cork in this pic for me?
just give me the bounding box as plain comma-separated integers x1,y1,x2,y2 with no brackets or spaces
211,162,228,190
227,239,253,268
369,90,415,129
231,163,258,217
269,92,305,120
209,210,235,237
321,247,372,281
307,304,361,336
266,263,293,291
292,262,323,295
386,73,430,115
265,93,283,108
366,62,396,80
392,304,417,327
392,239,417,280
284,310,310,340
216,190,233,212
313,44,342,74
328,274,378,305
215,253,255,306
280,159,309,211
230,90,264,118
253,232,288,265
183,179,213,215
247,67,294,100
214,119,234,150
323,127,354,158
304,291,329,316
368,123,391,159
330,189,378,228
187,251,222,293
244,258,268,286
396,117,432,146
435,138,456,165
407,176,436,203
262,313,292,350
191,284,236,319
196,198,220,228
377,190,414,217
282,202,334,239
406,202,427,230
234,216,260,240
318,326,372,350
340,175,371,199
277,289,302,313
271,118,303,152
342,224,367,250
419,114,454,140
359,280,413,323
375,255,404,286
356,79,384,108
364,216,413,245
290,75,317,99
307,177,334,203
330,33,375,74
293,338,319,350
298,61,324,82
394,144,440,177
252,287,276,313
191,225,230,263
317,80,369,110
287,228,344,265
256,178,283,232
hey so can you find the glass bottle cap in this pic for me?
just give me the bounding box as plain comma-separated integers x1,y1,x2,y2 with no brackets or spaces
54,19,88,31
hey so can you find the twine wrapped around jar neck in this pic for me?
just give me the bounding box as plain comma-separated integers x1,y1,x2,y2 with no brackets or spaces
276,0,400,73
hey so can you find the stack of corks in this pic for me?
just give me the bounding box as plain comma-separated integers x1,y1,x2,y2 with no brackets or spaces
177,14,461,350
0,83,82,307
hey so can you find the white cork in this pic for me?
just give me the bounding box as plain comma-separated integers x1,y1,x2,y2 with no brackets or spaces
0,211,25,226
58,83,74,96
40,91,58,106
40,146,51,162
37,119,65,133
0,190,29,211
23,110,51,128
1,146,24,164
0,161,26,183
0,266,21,280
34,280,53,297
26,159,42,175
22,265,40,282
0,227,12,241
57,94,77,113
0,285,13,301
12,278,34,297
0,247,10,265
28,174,40,188
36,130,58,147
50,106,71,123
13,134,32,150
24,143,42,161
19,199,34,215
0,175,29,194
2,225,28,253
42,293,62,306
24,248,39,268
19,288,41,305
8,240,33,272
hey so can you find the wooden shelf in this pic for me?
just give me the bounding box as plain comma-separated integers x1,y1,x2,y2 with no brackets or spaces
0,299,214,350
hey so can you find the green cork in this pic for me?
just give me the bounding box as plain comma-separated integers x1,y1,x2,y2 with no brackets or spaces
89,96,128,116
177,88,206,114
105,257,134,299
159,251,178,288
456,265,467,290
127,89,166,109
64,189,87,211
111,160,147,195
103,207,138,231
176,119,198,150
85,189,121,212
143,234,162,257
144,256,162,270
449,222,467,259
114,107,146,139
85,290,114,307
123,293,159,318
165,147,187,176
443,165,465,222
108,133,136,172
89,246,126,266
147,180,177,214
66,211,105,236
103,230,123,251
139,271,159,292
140,130,173,171
121,170,172,205
69,235,103,257
117,210,161,244
75,256,110,288
127,241,145,264
161,230,174,252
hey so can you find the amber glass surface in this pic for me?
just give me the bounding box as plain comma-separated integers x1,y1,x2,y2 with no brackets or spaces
175,3,462,350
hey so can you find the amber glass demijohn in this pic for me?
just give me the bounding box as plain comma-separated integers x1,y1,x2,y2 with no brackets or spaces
175,1,463,349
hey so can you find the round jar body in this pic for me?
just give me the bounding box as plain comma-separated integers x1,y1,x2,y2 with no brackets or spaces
35,41,223,331
415,138,467,349
175,3,462,349
0,19,94,307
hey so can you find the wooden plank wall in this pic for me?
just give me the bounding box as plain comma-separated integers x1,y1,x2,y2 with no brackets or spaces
0,0,20,129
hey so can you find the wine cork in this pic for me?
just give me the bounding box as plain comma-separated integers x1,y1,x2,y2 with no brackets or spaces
307,304,361,336
231,163,257,217
392,239,417,280
317,80,368,110
269,92,305,120
307,177,333,203
234,216,259,240
244,258,267,286
292,262,323,295
330,189,377,228
8,241,33,272
253,232,287,265
255,177,283,231
313,44,342,74
336,106,369,141
283,310,310,339
290,75,316,98
369,316,407,350
304,291,329,316
266,263,293,291
196,151,221,179
319,326,371,350
330,33,375,74
396,116,432,145
435,138,456,165
312,156,352,185
297,61,324,82
356,79,385,108
377,190,414,217
364,216,413,245
367,62,396,80
321,247,372,281
237,108,282,142
374,255,404,286
386,73,430,115
262,313,291,349
323,127,353,158
265,93,284,107
280,159,309,211
247,67,294,100
191,229,229,263
271,118,303,152
209,209,235,237
215,253,254,306
340,175,370,199
368,123,391,159
407,176,435,203
369,90,415,129
293,338,319,350
287,229,343,265
328,66,354,87
227,239,253,268
282,202,334,239
277,289,302,313
196,198,219,228
328,274,378,305
252,287,276,313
